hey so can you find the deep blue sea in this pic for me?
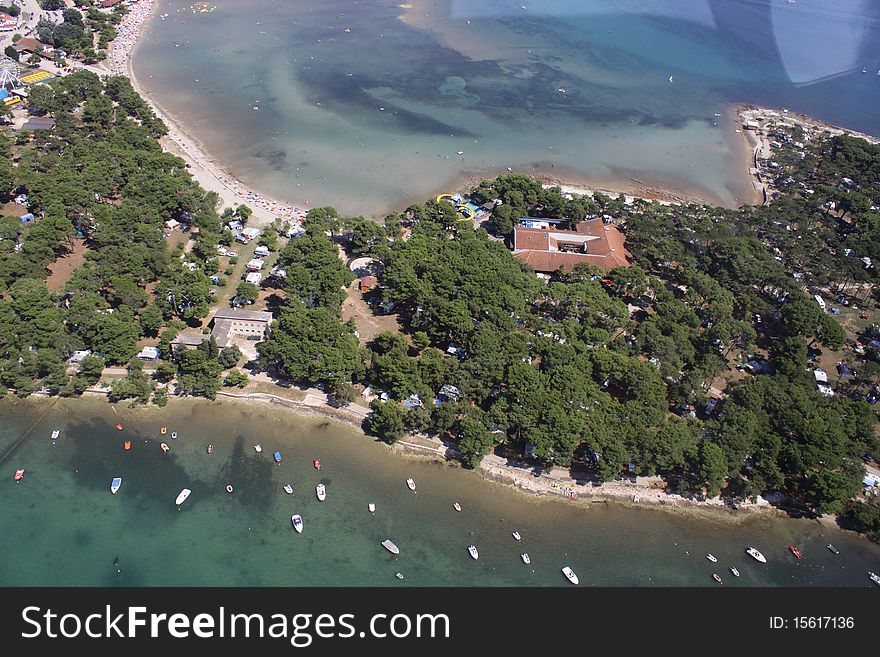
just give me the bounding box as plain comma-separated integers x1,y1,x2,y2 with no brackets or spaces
132,0,880,217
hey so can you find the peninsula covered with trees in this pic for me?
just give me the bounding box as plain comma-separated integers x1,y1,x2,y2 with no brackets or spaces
0,68,878,536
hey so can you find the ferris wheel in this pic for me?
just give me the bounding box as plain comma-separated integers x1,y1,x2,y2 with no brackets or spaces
0,55,21,89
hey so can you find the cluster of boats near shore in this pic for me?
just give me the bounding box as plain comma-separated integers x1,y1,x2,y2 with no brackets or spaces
700,544,862,584
10,425,880,587
382,475,579,583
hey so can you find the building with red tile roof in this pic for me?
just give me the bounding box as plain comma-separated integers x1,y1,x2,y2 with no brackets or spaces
512,219,630,274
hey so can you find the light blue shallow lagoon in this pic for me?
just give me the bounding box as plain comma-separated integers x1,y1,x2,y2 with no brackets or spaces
133,0,880,217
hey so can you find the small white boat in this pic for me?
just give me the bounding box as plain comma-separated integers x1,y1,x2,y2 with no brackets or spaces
51,429,60,441
253,444,262,453
110,477,122,494
521,553,530,564
406,478,416,492
283,484,294,495
171,432,178,440
453,502,462,512
382,539,400,555
291,514,303,533
395,572,404,580
730,566,740,577
706,554,717,563
175,488,191,506
746,547,767,563
870,571,880,586
316,483,326,501
827,544,840,555
467,545,479,560
512,531,522,541
368,502,376,513
562,566,579,585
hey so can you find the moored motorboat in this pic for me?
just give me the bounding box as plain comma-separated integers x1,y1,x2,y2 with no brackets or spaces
160,427,167,436
273,451,282,463
51,429,60,441
512,531,522,541
467,545,479,560
406,478,416,492
171,431,178,440
368,502,376,513
291,514,303,533
160,442,169,454
226,484,234,493
453,502,462,512
521,553,530,564
314,459,321,470
110,477,122,494
316,483,326,501
706,554,718,563
14,468,24,482
395,572,404,580
123,440,132,451
382,539,400,555
789,545,802,559
870,571,880,586
283,484,294,495
746,547,767,563
254,444,262,454
207,444,214,455
730,566,740,577
713,573,722,583
561,566,579,585
827,544,840,555
175,488,191,505
115,423,123,431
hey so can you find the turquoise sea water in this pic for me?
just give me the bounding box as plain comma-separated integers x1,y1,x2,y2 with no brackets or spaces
1,397,878,586
133,0,880,217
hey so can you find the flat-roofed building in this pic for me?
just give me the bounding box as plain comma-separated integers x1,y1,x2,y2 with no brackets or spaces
210,308,273,347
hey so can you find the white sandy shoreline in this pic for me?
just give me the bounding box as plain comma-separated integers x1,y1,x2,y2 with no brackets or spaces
114,1,759,224
104,0,307,228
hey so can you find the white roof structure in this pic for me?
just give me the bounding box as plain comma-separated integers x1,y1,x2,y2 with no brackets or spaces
69,350,92,364
245,272,262,285
813,369,828,383
246,258,264,271
137,346,161,360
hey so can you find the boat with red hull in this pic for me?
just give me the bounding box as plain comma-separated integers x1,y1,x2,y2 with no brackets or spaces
789,545,802,559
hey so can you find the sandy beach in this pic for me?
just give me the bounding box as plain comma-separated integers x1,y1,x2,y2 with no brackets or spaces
103,0,308,228
111,0,761,227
